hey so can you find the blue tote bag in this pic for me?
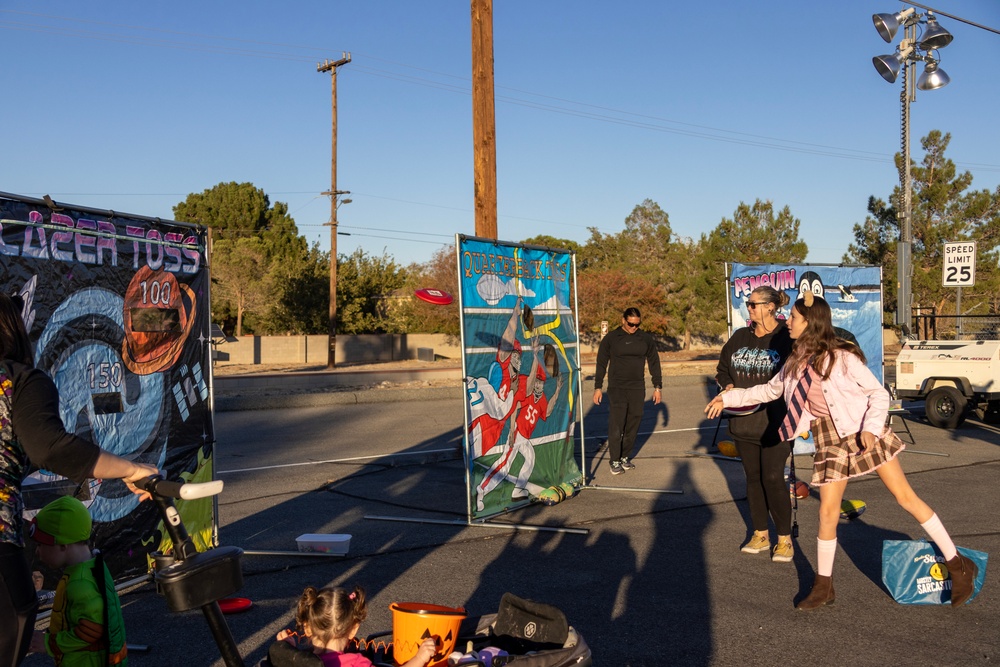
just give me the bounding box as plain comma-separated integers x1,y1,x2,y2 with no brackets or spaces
882,539,988,605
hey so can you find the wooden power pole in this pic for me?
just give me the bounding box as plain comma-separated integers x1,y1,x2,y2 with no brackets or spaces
471,0,497,239
318,52,351,368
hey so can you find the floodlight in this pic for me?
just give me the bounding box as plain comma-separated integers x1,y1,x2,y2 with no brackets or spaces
919,14,953,50
917,61,950,90
873,53,903,83
872,8,915,42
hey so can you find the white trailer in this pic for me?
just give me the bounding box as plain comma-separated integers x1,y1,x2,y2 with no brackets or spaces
895,339,1000,428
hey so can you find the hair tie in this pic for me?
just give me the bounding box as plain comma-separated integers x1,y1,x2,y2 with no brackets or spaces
803,291,815,307
348,592,356,601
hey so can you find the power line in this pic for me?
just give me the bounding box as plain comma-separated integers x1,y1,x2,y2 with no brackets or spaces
4,10,999,172
906,2,1000,36
338,232,451,246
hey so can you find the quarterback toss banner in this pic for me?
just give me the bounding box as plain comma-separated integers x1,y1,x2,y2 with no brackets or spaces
457,236,583,520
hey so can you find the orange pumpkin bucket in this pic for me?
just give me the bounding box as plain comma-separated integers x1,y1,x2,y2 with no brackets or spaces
389,601,466,667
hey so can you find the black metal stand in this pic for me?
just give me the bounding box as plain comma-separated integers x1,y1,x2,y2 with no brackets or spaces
146,478,246,667
203,601,244,667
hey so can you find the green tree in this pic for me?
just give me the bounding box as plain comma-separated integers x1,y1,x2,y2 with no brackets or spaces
520,235,582,255
576,268,667,337
404,245,460,335
265,243,330,334
846,131,1000,324
175,182,271,238
908,131,1000,318
174,182,314,334
336,248,410,334
677,236,730,347
843,196,899,315
209,237,269,337
705,199,808,263
577,199,675,335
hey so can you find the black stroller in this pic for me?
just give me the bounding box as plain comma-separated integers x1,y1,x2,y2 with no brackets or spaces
265,592,592,667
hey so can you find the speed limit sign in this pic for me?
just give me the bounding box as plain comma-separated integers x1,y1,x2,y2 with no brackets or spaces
942,241,976,287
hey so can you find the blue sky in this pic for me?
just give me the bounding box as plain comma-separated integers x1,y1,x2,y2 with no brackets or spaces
2,1,999,268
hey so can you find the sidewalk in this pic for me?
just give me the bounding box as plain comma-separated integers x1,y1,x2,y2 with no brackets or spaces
212,351,721,411
212,345,902,410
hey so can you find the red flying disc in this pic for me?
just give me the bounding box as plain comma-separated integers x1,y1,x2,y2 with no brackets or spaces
723,404,761,417
218,597,253,614
414,288,453,305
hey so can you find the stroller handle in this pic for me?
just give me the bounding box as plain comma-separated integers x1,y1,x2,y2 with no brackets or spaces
136,475,224,500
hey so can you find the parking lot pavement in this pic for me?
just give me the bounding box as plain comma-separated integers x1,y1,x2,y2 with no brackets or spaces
24,375,1000,667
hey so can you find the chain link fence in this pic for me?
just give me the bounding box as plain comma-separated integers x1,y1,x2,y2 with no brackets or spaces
912,314,1000,340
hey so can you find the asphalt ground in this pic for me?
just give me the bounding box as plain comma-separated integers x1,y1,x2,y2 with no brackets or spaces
24,369,1000,667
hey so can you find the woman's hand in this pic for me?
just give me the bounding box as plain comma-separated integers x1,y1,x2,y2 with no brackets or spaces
705,395,725,420
859,431,879,451
593,388,603,406
123,462,161,501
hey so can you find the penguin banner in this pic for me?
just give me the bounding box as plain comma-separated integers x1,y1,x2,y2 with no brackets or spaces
1,192,214,581
727,263,884,455
457,235,583,520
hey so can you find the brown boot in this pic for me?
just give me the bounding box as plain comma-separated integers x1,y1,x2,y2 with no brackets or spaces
796,574,835,610
947,553,979,606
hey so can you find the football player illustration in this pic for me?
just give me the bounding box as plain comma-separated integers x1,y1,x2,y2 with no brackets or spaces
466,298,524,460
476,336,564,509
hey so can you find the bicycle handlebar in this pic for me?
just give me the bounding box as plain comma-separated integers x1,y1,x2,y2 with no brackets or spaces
136,475,224,501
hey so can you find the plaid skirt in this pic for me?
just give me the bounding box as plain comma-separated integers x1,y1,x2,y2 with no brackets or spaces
810,416,906,486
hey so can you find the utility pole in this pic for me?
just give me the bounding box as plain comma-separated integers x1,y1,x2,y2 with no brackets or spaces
471,0,497,239
318,52,351,368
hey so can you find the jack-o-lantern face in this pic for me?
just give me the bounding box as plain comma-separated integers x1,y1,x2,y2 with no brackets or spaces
417,629,452,660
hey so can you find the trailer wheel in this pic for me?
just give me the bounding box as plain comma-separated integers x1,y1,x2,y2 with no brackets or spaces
925,386,967,429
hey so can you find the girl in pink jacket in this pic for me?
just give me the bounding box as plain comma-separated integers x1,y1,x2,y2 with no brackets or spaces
706,292,978,610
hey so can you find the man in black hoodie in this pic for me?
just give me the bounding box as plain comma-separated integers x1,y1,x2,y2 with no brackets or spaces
593,307,662,474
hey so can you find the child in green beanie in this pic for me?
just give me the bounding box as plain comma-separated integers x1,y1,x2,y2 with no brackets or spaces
28,496,128,667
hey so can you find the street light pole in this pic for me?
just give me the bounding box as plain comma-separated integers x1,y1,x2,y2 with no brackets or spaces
898,22,914,333
318,52,351,368
872,8,952,333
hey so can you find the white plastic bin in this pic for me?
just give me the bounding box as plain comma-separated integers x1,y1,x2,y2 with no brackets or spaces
295,533,351,555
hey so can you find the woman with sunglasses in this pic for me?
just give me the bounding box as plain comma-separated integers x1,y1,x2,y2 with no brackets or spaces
0,293,159,665
715,286,795,562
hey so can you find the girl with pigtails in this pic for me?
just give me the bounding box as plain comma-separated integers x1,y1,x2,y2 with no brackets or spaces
267,585,436,667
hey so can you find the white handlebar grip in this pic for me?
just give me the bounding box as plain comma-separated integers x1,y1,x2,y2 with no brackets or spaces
178,480,225,500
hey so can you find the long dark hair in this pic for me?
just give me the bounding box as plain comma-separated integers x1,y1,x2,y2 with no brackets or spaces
785,296,863,380
0,293,33,366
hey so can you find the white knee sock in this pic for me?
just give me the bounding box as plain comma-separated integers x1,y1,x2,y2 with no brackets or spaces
817,538,837,577
920,514,957,560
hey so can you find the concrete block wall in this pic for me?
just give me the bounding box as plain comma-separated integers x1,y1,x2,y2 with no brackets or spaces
214,333,463,366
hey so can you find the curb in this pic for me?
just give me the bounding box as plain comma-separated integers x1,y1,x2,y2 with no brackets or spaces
213,373,716,412
215,386,464,412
